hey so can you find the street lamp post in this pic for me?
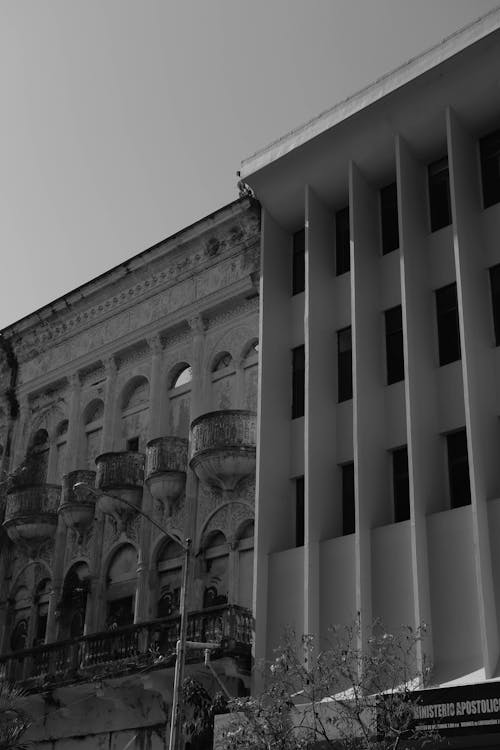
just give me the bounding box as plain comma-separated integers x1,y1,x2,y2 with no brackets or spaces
73,482,191,750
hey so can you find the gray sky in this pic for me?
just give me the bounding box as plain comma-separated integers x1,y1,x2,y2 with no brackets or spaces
1,0,499,329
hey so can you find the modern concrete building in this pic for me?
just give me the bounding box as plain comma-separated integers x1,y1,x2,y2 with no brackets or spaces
0,197,260,749
239,7,500,747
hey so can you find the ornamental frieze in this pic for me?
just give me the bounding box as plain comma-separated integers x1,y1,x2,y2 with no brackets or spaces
18,250,260,384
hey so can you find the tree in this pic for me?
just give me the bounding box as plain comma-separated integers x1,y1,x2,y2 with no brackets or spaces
222,620,439,750
182,677,229,750
0,682,31,750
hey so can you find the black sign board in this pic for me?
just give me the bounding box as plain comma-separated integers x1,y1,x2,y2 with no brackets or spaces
408,682,500,737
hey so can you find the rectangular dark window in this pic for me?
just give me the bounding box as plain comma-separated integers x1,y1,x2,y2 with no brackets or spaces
490,264,500,346
435,283,461,366
393,447,410,522
337,327,352,402
336,206,350,275
292,228,305,295
292,345,305,419
385,305,404,384
380,182,399,254
447,429,471,508
480,129,500,209
126,436,139,452
428,157,452,231
342,462,355,535
295,476,305,547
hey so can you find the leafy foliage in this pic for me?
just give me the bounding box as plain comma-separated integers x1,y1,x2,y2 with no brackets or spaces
182,677,229,750
223,620,439,750
0,682,31,750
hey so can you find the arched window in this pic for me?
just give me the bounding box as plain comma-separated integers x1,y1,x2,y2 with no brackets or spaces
9,586,31,652
120,377,150,452
33,579,51,647
105,544,137,629
211,352,232,372
157,539,184,618
171,364,192,389
83,399,104,469
202,531,228,609
24,428,50,484
168,363,192,438
60,562,90,639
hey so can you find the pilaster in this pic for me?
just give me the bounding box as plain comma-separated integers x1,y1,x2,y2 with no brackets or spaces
188,315,207,421
148,335,164,440
101,357,117,452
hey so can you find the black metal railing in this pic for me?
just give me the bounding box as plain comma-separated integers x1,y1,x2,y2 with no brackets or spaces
0,604,252,689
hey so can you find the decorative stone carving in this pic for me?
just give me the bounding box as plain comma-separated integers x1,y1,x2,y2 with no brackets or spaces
116,343,150,370
18,235,260,384
59,470,97,542
200,502,254,550
145,437,188,516
125,513,142,544
190,410,256,491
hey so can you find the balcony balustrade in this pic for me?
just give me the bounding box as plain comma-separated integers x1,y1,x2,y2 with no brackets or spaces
0,605,252,690
145,436,188,515
59,470,97,540
189,410,256,491
3,484,61,547
95,451,145,524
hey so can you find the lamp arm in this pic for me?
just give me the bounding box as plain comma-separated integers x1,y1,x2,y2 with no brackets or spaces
72,482,188,550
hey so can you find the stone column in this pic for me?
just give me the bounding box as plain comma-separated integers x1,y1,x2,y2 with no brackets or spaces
148,335,164,440
84,357,116,632
188,315,206,421
12,398,29,469
233,357,245,409
64,372,82,473
101,357,117,452
45,516,66,643
134,487,154,624
228,539,239,604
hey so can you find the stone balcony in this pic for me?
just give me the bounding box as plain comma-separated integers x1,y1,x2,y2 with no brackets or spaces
95,451,145,523
145,436,188,514
0,604,252,690
189,410,256,491
3,485,61,547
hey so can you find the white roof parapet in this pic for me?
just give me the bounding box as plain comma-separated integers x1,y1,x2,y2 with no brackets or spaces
239,6,500,180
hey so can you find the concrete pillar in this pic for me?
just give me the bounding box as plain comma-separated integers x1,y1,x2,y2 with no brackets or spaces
349,162,388,642
304,186,337,639
253,209,295,677
396,134,440,668
447,107,500,676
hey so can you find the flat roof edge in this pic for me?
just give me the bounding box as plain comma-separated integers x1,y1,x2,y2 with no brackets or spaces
240,6,500,180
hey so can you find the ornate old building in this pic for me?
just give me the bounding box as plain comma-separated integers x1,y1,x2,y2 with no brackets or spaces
0,196,260,749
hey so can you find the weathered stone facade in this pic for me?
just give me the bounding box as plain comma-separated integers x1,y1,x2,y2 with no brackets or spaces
0,196,260,750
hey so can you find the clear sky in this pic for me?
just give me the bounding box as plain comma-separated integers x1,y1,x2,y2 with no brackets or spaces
1,0,499,329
